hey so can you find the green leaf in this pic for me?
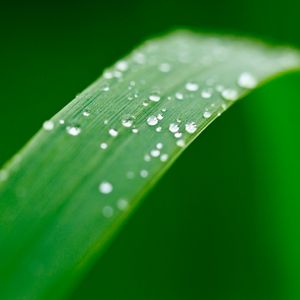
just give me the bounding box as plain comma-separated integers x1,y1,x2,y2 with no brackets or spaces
0,31,299,300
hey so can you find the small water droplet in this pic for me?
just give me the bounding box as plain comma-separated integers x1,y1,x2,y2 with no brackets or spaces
100,142,108,150
176,139,185,147
201,89,213,99
116,61,128,72
185,122,197,134
169,123,179,133
66,126,81,136
99,181,113,194
143,101,149,107
221,89,238,101
109,128,119,137
203,111,212,119
144,154,151,162
43,120,54,131
147,116,158,126
150,149,160,157
102,84,110,92
102,206,114,218
175,92,184,100
160,154,169,162
104,71,113,79
117,198,129,211
59,119,65,125
159,63,171,73
132,128,139,134
157,113,164,121
140,170,149,178
238,72,257,89
156,143,163,149
156,126,162,132
174,132,182,138
82,110,90,117
185,82,199,92
104,120,109,125
121,115,134,128
149,94,161,102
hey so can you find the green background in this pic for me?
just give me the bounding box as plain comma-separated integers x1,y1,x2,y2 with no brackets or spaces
0,1,299,299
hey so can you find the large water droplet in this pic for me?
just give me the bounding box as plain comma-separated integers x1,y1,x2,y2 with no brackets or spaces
99,181,113,194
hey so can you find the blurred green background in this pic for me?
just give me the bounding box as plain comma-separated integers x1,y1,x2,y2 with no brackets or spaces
1,0,300,299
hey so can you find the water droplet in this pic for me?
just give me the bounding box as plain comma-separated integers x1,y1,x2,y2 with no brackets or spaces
149,94,161,102
100,142,108,150
121,115,134,128
144,154,151,162
156,126,162,132
203,111,212,119
104,120,109,125
59,119,65,125
99,181,113,194
156,143,163,149
201,89,213,99
132,128,139,134
143,101,149,107
140,170,149,178
176,139,185,147
159,63,171,73
117,199,129,211
66,126,81,136
185,82,199,92
147,116,158,126
157,114,164,121
221,89,238,101
185,122,197,134
150,149,160,157
102,206,114,218
43,120,54,131
102,85,110,92
82,110,90,117
175,92,184,100
169,123,179,133
104,71,113,79
174,132,182,138
116,61,128,72
160,154,169,162
238,72,257,89
109,128,119,137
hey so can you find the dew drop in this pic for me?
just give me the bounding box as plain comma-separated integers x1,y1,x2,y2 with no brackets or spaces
99,181,113,194
109,128,119,137
82,110,90,117
238,72,257,89
174,132,182,138
117,198,129,211
185,82,199,92
43,120,54,131
175,92,184,100
156,143,163,149
116,61,128,72
150,149,160,157
132,128,139,134
147,116,158,126
149,94,161,102
121,116,134,128
203,111,212,119
144,154,151,162
59,119,65,125
100,142,108,150
221,89,238,101
157,113,164,121
201,89,213,99
160,154,169,162
66,125,81,136
185,122,197,134
169,123,179,133
102,85,110,92
176,139,185,147
156,126,162,132
102,206,114,218
140,170,149,178
159,63,171,73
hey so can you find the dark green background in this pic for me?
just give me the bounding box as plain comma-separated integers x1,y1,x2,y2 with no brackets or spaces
1,1,300,299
